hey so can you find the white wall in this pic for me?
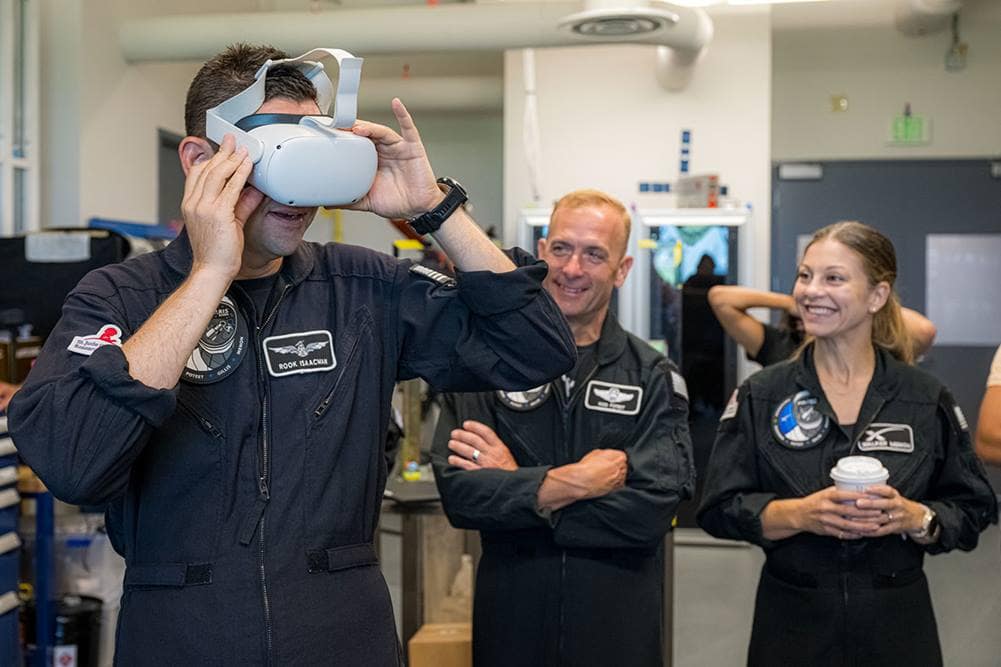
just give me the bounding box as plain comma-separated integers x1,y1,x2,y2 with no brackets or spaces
39,0,83,229
503,9,773,293
40,0,249,229
40,0,503,242
772,6,1001,160
307,110,505,250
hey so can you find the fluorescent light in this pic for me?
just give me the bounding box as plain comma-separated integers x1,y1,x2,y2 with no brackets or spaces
638,207,749,227
728,0,831,5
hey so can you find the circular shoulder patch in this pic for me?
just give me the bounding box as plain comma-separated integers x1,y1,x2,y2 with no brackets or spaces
771,389,830,449
496,384,552,412
182,296,249,384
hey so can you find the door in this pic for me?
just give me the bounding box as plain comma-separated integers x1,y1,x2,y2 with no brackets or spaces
772,159,1001,488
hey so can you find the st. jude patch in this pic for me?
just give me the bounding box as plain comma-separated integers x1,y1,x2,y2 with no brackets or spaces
68,324,123,356
263,329,336,377
772,390,830,449
183,296,249,385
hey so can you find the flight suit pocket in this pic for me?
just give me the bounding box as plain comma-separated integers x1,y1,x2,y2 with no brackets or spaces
132,397,225,562
309,313,372,431
303,309,380,546
307,542,379,573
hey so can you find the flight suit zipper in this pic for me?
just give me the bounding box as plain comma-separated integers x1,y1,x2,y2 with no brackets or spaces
556,361,600,666
235,277,290,665
841,568,850,666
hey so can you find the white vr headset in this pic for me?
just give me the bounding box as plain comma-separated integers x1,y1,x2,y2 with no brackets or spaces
205,48,377,207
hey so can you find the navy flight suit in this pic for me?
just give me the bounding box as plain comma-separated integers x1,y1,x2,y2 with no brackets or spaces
9,232,575,666
432,314,695,667
698,343,997,667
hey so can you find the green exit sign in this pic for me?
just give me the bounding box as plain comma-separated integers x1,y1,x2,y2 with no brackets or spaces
890,115,931,145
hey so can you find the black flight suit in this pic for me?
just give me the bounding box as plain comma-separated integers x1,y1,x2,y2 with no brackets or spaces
698,344,997,667
9,232,575,666
747,323,800,368
432,314,695,667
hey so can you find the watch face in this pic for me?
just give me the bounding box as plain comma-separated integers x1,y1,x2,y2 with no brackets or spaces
438,177,466,197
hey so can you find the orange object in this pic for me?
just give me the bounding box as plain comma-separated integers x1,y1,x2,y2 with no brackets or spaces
408,623,471,667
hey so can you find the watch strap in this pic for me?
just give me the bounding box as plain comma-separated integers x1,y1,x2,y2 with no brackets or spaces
408,177,467,236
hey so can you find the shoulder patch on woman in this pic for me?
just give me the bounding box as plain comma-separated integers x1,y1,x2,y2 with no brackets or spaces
720,389,739,421
670,371,688,402
953,405,969,432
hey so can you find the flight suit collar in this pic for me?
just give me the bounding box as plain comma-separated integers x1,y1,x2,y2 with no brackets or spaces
793,342,903,440
593,312,628,366
163,228,315,287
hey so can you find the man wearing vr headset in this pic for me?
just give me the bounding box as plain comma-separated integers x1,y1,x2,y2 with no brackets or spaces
9,44,575,665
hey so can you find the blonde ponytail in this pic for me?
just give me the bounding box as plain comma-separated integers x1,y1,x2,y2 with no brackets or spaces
803,221,914,365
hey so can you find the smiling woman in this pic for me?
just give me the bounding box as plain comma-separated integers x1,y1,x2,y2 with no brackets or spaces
795,221,913,365
697,220,997,667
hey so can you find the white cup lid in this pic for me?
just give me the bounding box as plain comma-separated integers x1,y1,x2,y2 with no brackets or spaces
830,455,888,484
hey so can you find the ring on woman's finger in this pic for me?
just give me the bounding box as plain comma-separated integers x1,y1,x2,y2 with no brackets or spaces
472,449,481,462
838,531,844,540
887,512,893,522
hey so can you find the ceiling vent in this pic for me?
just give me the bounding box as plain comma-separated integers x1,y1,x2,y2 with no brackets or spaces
559,2,681,39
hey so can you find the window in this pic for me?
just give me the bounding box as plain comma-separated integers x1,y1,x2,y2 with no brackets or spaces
0,0,39,236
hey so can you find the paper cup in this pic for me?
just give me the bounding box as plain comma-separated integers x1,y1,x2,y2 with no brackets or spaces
829,455,889,495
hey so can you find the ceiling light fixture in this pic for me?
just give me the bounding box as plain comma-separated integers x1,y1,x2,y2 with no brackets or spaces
726,0,832,5
559,3,681,38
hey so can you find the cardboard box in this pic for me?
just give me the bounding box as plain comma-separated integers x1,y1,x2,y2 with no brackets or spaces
408,622,471,667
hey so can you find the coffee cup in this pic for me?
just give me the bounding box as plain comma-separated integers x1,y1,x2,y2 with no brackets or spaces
829,455,889,496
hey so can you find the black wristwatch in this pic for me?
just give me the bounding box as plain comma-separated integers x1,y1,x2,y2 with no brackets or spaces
407,177,468,236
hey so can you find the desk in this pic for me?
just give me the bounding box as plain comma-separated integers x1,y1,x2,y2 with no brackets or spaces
381,482,677,666
381,479,479,648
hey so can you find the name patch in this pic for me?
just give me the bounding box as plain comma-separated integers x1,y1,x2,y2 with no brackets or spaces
585,380,642,416
68,324,123,356
857,423,915,453
264,330,336,377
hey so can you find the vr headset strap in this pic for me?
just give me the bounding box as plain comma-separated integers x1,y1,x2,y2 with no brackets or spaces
205,48,365,162
281,48,363,129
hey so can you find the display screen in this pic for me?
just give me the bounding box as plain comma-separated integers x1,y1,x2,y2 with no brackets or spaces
647,224,737,529
648,225,731,357
651,225,730,288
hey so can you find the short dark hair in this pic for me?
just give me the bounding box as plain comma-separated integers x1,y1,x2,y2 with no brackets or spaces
184,43,318,138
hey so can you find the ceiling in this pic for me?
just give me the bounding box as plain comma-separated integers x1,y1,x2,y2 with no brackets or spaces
130,0,1000,83
254,0,1001,32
